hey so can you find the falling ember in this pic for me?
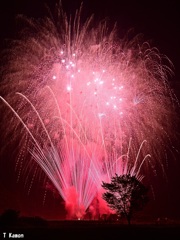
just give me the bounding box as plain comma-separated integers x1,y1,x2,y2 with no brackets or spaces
0,2,178,219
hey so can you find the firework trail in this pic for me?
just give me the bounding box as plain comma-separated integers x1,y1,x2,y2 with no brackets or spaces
0,3,178,219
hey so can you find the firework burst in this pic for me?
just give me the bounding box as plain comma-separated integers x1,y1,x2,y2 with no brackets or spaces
0,3,178,219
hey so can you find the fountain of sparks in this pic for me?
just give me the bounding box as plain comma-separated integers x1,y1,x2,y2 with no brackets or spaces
0,3,178,219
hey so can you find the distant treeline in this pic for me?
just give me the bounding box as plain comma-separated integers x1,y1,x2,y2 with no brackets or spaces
0,209,47,227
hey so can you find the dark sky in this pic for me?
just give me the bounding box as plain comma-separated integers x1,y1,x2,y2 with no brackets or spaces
0,0,180,220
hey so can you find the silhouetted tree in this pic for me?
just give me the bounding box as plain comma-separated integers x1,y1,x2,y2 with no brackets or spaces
102,174,149,225
0,209,20,226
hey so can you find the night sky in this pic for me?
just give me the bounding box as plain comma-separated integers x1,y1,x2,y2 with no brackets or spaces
0,0,180,220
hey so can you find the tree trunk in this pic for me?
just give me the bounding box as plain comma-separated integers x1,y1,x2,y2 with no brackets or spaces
127,214,131,225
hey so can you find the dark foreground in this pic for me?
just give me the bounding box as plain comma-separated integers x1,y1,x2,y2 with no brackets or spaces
1,220,180,240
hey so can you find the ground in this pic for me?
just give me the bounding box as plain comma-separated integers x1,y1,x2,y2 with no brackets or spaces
1,219,180,240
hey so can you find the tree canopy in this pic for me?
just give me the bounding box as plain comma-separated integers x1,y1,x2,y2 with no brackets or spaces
102,174,149,224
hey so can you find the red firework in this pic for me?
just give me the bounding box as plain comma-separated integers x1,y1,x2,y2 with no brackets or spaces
0,3,178,219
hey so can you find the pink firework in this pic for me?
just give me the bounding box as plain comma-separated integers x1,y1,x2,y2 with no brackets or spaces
0,3,178,219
